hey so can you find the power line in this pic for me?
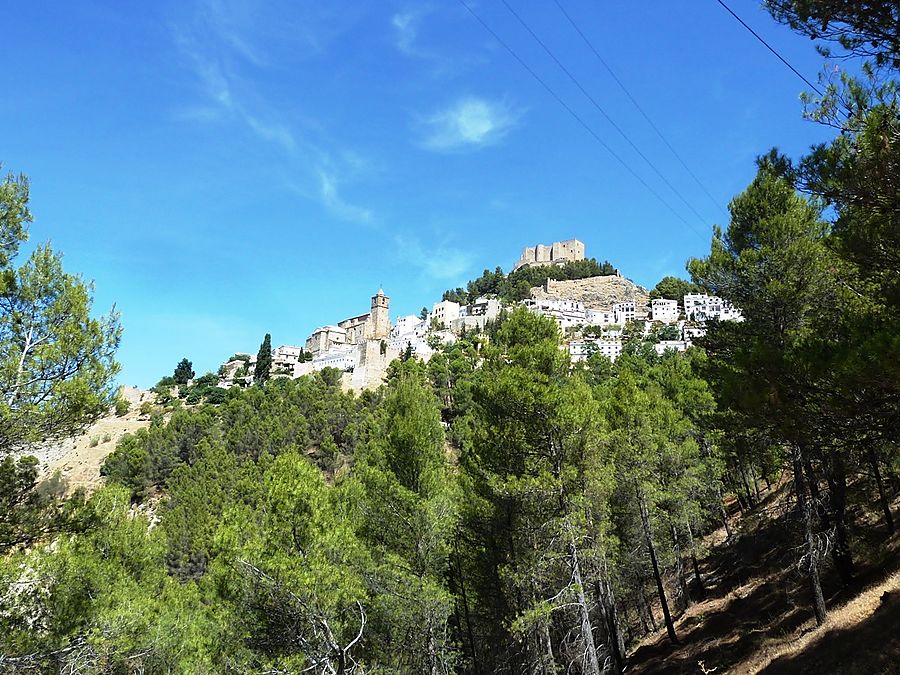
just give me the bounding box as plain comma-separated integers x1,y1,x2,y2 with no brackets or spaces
456,0,708,240
552,0,723,214
714,0,824,96
498,0,711,230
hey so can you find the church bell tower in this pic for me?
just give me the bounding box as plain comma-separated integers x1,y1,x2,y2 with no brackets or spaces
366,288,390,339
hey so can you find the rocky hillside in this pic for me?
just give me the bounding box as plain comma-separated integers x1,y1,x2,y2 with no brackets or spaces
530,274,649,310
22,385,152,495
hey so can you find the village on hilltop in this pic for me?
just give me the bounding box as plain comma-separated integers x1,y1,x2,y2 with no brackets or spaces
218,239,742,391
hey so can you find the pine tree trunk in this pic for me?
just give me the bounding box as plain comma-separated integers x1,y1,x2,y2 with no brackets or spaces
686,521,705,599
603,565,627,671
793,445,826,626
639,492,678,644
637,582,656,633
527,564,556,675
620,601,636,649
803,453,829,528
570,540,602,675
868,447,895,534
452,543,480,672
670,523,689,613
533,618,555,675
725,469,746,513
593,572,625,672
825,452,855,585
718,483,733,540
737,458,756,507
428,618,441,675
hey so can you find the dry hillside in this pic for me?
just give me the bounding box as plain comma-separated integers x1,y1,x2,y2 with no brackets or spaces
25,385,152,495
530,274,650,310
627,477,900,674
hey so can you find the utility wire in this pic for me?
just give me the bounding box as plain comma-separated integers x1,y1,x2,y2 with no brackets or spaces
552,0,723,214
456,0,707,240
714,0,824,96
498,0,711,230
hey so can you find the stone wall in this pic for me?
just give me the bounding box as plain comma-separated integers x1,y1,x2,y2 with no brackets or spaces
514,239,586,271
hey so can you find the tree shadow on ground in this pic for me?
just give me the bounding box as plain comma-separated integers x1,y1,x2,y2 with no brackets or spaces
762,589,900,674
627,503,816,674
626,481,900,675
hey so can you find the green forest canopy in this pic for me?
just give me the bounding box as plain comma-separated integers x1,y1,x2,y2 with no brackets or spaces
2,2,900,672
442,257,617,304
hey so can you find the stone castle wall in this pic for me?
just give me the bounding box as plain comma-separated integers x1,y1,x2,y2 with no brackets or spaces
514,239,585,271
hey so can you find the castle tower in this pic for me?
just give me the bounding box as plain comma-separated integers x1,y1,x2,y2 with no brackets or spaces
366,288,390,339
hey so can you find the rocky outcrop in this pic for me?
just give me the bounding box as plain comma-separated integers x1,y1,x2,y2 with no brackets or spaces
530,275,649,310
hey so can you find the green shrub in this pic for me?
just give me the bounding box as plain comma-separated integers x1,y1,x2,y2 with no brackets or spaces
114,397,130,417
194,372,218,388
204,387,227,405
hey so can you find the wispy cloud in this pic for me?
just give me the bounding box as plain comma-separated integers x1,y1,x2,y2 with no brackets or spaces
172,1,373,225
318,170,373,224
392,8,428,57
390,5,485,77
419,96,522,152
395,235,474,280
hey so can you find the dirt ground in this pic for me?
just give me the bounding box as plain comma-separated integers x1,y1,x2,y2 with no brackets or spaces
27,385,152,494
626,478,900,675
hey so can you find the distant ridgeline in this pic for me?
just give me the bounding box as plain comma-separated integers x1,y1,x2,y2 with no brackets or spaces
443,257,617,305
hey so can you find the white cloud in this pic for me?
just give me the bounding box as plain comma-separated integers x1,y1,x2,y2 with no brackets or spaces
392,8,433,57
419,97,521,151
172,4,374,224
392,11,418,54
244,113,297,153
395,235,474,280
317,170,373,225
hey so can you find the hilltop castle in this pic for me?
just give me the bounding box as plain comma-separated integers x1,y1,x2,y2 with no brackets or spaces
216,236,744,393
513,239,585,271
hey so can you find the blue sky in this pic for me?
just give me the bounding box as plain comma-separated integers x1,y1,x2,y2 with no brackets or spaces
2,0,837,386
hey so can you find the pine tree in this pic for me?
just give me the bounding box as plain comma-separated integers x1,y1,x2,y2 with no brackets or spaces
0,170,120,453
689,162,846,621
355,362,457,672
459,308,617,673
254,334,272,384
173,358,194,385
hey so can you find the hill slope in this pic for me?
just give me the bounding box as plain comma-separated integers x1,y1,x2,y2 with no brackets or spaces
530,274,649,310
626,479,900,674
24,386,151,495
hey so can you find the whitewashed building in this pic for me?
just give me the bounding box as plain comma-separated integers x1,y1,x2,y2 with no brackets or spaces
569,338,624,363
613,301,637,325
525,298,588,328
654,340,690,355
392,314,424,338
309,345,359,372
651,298,679,323
683,326,707,341
271,345,306,375
431,300,460,328
451,296,502,333
586,309,616,326
683,294,743,322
